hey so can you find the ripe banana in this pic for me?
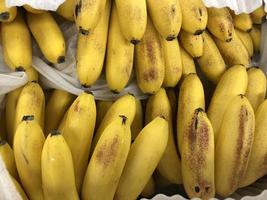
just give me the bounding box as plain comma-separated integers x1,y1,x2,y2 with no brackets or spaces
180,47,196,79
96,100,113,130
250,25,261,53
41,131,79,200
27,11,66,64
131,99,143,142
82,115,131,200
231,12,252,32
13,115,45,200
177,73,205,154
179,0,208,34
135,16,165,94
106,5,134,93
24,5,43,14
76,0,111,87
59,92,96,192
11,176,29,200
146,0,181,40
146,88,182,184
250,6,266,24
181,108,215,200
161,37,182,87
207,7,234,42
141,177,156,198
215,95,255,197
74,0,106,35
197,31,226,83
208,65,248,141
115,117,168,200
245,67,266,111
57,0,75,21
0,0,17,22
1,11,32,70
235,29,254,57
115,0,147,44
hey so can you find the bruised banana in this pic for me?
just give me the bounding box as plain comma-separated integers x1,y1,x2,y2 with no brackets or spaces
250,6,266,25
0,0,17,22
24,5,43,14
96,100,113,130
235,29,254,57
250,25,261,53
141,177,156,198
57,0,75,21
180,47,196,79
131,99,143,141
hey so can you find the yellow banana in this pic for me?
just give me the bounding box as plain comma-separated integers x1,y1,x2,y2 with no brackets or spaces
207,7,234,42
57,0,75,21
250,25,261,53
246,67,266,111
115,117,168,200
180,47,196,79
106,5,134,93
76,0,111,87
235,29,254,57
42,131,79,200
131,99,143,142
0,0,17,22
177,73,205,154
115,0,147,44
161,37,182,87
24,5,43,14
59,92,96,192
13,115,45,200
197,31,226,83
96,100,113,130
11,176,29,200
146,0,181,40
181,108,215,200
215,95,255,197
82,115,131,200
208,65,248,142
74,0,107,35
146,88,182,184
135,16,165,94
140,177,156,198
250,6,266,24
1,11,32,70
232,12,253,32
27,11,66,64
179,0,207,34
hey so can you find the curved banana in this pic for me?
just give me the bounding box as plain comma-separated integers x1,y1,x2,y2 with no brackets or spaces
180,47,196,79
250,25,261,53
208,65,248,142
115,117,168,200
235,29,254,57
232,12,252,32
57,0,75,21
250,6,266,24
82,115,131,200
141,177,156,198
131,99,143,141
0,0,17,22
115,0,147,44
77,0,111,87
24,5,43,14
96,100,113,130
215,95,255,197
106,5,134,93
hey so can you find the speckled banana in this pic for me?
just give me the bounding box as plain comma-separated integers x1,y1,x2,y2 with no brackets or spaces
250,6,266,24
96,100,113,130
57,0,75,21
250,25,261,53
131,99,143,142
235,29,254,57
0,0,17,22
180,47,196,79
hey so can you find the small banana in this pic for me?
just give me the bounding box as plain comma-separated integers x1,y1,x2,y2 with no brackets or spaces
0,0,17,22
215,95,255,197
140,177,156,198
250,25,261,53
207,7,234,42
197,31,226,83
106,5,134,93
41,131,79,200
245,67,266,111
208,65,248,142
115,117,168,200
76,0,111,87
131,99,143,142
11,176,29,200
82,115,131,200
250,6,266,24
231,12,252,32
13,115,45,200
180,47,196,79
96,100,113,130
235,29,254,57
24,5,43,14
57,0,75,21
115,0,147,44
27,11,66,64
135,16,165,94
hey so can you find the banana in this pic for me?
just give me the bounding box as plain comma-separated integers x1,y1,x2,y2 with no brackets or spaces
11,176,29,200
131,99,143,142
115,117,168,200
41,131,79,200
115,0,147,44
231,12,252,32
25,67,39,82
208,65,248,142
246,67,266,111
76,0,111,87
179,30,203,58
161,37,182,87
13,115,45,200
215,95,255,197
197,31,226,83
250,25,261,53
166,88,177,118
27,11,66,64
0,139,18,179
179,0,207,34
180,47,196,78
24,5,43,14
0,0,17,22
59,92,96,192
181,108,215,200
146,88,182,184
106,5,134,93
240,100,267,187
96,100,113,130
135,16,165,94
1,11,32,70
82,115,131,200
45,89,74,135
140,176,156,198
250,6,266,24
214,30,250,67
177,73,205,154
146,0,181,40
57,0,75,21
235,29,254,57
207,7,234,42
74,0,106,35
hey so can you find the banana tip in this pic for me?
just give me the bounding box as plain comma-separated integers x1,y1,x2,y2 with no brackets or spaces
166,35,176,41
50,130,61,137
15,66,26,72
0,12,10,20
22,115,35,122
130,39,140,45
79,27,90,35
57,56,65,64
